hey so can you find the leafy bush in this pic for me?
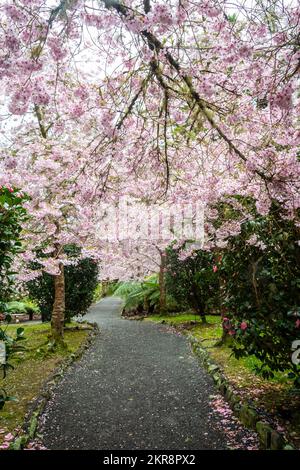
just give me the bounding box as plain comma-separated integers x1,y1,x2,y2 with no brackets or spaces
113,275,177,314
126,275,160,313
92,283,102,302
5,300,39,316
165,197,300,384
104,280,120,297
113,280,148,313
112,275,158,314
0,304,26,410
165,244,220,323
0,186,28,300
0,186,28,409
217,201,300,383
113,281,142,301
26,246,99,322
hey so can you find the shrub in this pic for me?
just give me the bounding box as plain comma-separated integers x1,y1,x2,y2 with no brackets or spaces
113,275,175,315
165,196,300,384
165,244,220,323
112,281,141,299
92,283,102,302
0,303,26,410
0,186,28,300
104,280,119,297
5,300,39,319
218,200,300,383
26,246,99,322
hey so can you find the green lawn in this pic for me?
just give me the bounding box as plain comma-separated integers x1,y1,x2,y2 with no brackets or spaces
0,322,89,443
145,312,221,326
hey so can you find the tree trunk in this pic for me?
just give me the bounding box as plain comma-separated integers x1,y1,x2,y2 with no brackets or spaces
102,280,108,297
192,288,207,324
51,263,65,342
159,252,166,313
195,300,207,324
143,295,150,314
199,312,207,324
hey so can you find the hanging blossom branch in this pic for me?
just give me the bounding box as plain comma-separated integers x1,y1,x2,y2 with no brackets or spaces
102,0,272,182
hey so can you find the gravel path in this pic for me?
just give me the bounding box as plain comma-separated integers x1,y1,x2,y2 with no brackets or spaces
40,297,253,450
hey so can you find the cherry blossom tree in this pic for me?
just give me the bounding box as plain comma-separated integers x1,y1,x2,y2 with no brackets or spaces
96,195,203,312
1,0,299,219
1,133,103,340
0,70,123,340
0,0,299,340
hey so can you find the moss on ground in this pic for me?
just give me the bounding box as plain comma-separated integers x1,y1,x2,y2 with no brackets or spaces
145,313,220,327
146,312,300,447
0,322,89,442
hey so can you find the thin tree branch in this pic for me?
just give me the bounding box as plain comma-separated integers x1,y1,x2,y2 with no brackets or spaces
101,0,271,182
34,105,48,139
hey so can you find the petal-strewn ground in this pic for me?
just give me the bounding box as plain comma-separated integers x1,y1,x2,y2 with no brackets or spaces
39,297,258,450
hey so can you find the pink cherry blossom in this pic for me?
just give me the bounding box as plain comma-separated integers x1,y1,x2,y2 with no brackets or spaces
0,442,10,450
0,0,298,287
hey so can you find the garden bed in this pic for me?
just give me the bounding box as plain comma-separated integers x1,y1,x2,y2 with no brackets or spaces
0,322,95,449
145,313,300,449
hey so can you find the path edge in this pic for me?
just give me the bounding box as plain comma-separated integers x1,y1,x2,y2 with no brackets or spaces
10,322,99,450
188,334,295,451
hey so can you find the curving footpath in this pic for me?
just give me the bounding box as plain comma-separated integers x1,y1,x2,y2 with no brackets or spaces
40,297,235,450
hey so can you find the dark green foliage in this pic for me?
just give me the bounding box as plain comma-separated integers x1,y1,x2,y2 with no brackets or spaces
64,256,99,322
5,300,39,317
0,186,28,409
0,304,26,409
104,280,119,297
26,271,54,322
113,276,159,314
113,275,178,315
218,200,300,383
165,197,300,384
0,186,28,300
92,283,102,302
26,246,99,322
165,244,220,322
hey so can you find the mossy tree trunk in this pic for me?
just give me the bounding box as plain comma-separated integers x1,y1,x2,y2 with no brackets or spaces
51,262,65,342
